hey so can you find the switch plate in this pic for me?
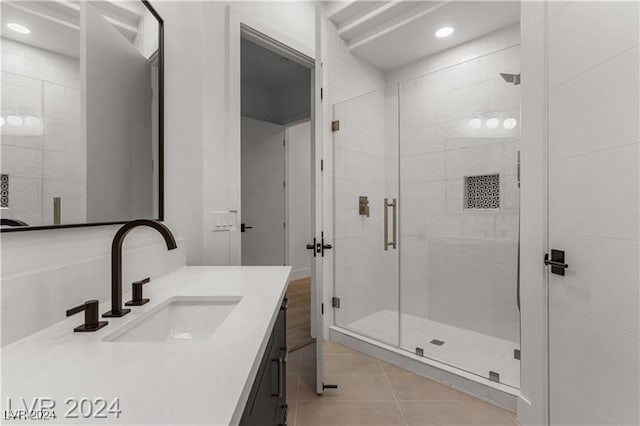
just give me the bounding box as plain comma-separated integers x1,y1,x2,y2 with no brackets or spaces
211,210,237,232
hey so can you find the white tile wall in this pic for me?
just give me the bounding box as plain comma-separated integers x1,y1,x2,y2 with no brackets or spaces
397,45,521,343
1,228,186,347
547,1,640,424
548,46,639,160
548,1,639,89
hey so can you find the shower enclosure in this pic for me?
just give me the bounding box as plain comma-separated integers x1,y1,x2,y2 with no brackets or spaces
333,45,521,389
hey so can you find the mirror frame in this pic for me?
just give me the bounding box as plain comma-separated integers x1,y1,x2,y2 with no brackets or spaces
1,0,165,233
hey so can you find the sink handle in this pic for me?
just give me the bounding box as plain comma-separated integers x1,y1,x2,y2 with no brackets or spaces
66,300,108,333
125,277,151,307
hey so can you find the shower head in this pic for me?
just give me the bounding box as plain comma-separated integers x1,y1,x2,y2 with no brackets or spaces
500,73,521,85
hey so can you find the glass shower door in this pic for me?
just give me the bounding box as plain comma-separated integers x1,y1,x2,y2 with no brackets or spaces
398,47,522,389
333,87,399,347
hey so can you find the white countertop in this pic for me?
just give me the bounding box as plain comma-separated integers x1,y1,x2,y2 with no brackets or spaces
1,266,292,425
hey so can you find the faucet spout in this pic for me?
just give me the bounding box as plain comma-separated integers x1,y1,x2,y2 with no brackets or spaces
103,219,177,318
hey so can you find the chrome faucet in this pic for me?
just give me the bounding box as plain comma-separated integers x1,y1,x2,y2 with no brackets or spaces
103,219,177,317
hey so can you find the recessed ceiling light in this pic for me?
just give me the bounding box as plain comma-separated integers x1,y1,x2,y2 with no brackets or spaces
435,26,454,38
7,23,31,35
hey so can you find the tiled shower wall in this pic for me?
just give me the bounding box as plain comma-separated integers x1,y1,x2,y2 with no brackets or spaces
1,38,84,226
399,46,521,343
333,28,521,345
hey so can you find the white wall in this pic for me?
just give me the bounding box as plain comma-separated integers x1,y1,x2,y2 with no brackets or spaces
286,121,311,281
201,2,317,266
545,1,639,425
1,227,185,346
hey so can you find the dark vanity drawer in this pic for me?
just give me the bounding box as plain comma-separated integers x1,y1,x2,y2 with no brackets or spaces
240,298,288,426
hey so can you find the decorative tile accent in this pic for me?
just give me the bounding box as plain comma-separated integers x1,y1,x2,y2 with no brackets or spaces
0,174,9,208
464,174,500,209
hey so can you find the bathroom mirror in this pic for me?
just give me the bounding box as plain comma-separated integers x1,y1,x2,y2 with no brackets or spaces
0,0,163,231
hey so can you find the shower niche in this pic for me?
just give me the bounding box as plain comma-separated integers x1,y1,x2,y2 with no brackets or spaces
464,174,501,210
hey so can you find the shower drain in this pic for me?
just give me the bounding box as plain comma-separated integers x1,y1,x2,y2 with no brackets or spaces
430,339,445,346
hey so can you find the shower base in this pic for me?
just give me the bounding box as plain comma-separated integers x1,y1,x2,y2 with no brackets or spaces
330,310,520,411
347,309,520,389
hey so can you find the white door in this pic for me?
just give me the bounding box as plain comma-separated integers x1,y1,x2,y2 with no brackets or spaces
241,117,285,266
547,2,639,424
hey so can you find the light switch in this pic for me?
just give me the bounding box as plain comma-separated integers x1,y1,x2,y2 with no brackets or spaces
211,210,238,232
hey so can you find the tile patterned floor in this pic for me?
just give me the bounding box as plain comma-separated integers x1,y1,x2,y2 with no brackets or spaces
287,341,519,426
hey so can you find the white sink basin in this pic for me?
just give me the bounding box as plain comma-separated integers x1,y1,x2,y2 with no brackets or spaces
104,296,241,342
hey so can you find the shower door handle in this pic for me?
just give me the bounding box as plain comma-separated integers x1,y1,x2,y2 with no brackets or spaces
384,198,397,250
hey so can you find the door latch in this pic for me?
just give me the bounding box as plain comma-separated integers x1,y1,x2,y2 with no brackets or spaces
321,232,332,257
544,249,568,276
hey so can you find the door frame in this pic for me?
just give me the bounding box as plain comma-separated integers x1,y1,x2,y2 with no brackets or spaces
226,4,326,394
519,2,550,425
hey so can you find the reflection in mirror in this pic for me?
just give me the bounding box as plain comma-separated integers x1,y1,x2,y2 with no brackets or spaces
0,1,162,230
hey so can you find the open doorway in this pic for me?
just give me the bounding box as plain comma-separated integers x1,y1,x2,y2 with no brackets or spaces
240,37,314,351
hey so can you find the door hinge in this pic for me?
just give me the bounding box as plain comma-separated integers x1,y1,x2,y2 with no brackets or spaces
283,221,286,229
332,297,340,308
283,180,286,188
320,87,323,101
320,159,324,171
331,120,340,132
283,139,286,146
321,303,324,315
514,349,521,360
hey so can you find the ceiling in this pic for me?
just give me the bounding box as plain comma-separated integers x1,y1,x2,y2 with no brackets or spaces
1,1,146,59
241,38,311,125
326,0,521,71
241,38,310,91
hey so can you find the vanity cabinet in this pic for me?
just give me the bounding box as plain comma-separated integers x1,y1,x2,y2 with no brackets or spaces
240,298,288,426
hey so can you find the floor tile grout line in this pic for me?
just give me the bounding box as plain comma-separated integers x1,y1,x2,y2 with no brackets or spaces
381,359,410,426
